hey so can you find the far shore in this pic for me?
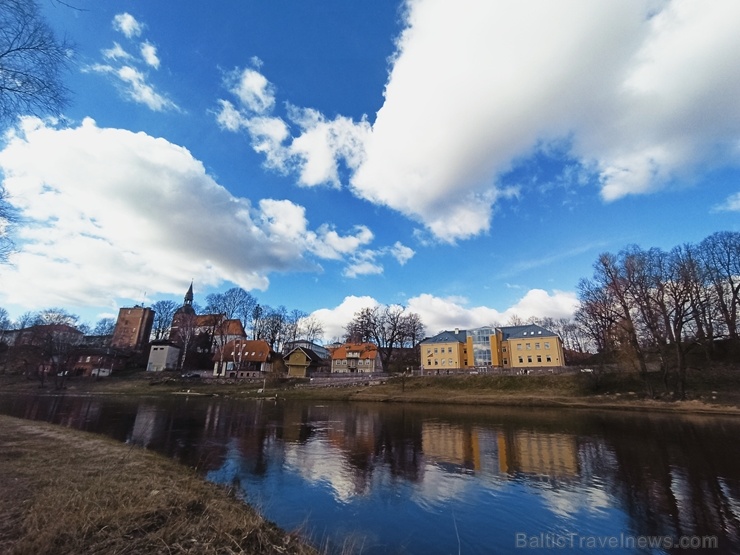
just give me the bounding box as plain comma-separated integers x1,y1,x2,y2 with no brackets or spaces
2,366,740,416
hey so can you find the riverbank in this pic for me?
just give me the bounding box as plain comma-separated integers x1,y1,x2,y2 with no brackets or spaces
0,415,318,555
2,366,740,415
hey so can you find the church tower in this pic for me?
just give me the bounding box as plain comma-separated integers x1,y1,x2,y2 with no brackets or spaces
169,282,196,343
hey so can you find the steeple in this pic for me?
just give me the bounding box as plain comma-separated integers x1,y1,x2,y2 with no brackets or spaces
184,281,194,306
173,281,196,318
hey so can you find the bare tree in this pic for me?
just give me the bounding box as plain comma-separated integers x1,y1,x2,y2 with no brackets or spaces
576,277,617,361
13,311,39,329
297,314,324,343
151,300,178,340
0,0,71,126
344,304,424,372
261,305,287,351
506,314,525,326
36,307,79,326
92,318,115,336
699,231,740,340
205,287,257,328
176,313,197,370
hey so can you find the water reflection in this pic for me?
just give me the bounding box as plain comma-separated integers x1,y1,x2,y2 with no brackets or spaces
1,393,739,554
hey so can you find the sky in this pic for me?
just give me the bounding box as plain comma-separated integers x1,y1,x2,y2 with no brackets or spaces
1,0,739,342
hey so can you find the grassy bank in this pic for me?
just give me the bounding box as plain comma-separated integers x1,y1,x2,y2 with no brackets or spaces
0,415,317,555
2,365,740,414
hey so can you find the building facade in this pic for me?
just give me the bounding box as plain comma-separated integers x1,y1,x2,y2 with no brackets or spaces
285,347,326,377
147,342,181,372
421,329,469,371
421,324,565,372
111,306,154,351
330,343,382,373
213,339,273,378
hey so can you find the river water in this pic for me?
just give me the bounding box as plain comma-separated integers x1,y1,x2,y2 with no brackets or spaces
1,393,739,554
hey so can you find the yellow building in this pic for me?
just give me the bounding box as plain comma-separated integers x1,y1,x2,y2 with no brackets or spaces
420,329,469,372
486,325,565,370
421,325,565,372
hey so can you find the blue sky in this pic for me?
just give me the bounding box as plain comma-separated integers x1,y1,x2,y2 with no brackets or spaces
1,0,739,341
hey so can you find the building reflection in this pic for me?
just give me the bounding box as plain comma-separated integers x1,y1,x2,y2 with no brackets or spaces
419,422,579,480
2,393,739,552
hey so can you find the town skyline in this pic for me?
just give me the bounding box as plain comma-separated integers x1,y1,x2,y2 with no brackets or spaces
1,1,738,342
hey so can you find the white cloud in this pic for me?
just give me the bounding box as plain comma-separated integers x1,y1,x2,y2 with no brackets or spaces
227,67,276,114
90,15,177,111
112,13,143,38
390,241,415,265
311,295,380,342
712,192,740,213
0,118,397,310
311,289,578,343
116,66,176,111
102,42,132,61
140,41,160,69
218,0,740,243
215,100,247,132
215,81,370,188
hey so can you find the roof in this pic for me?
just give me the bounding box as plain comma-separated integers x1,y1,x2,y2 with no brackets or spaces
190,315,245,336
286,347,323,364
331,342,378,360
499,324,558,340
214,339,271,362
421,330,467,344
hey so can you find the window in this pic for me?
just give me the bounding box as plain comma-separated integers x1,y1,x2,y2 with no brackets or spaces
449,358,453,365
537,355,542,363
447,347,452,353
503,358,508,365
502,347,507,352
518,356,523,363
427,360,432,366
526,343,531,350
426,348,431,355
434,348,438,354
441,359,446,366
535,343,540,349
546,355,552,363
544,342,550,349
517,344,522,351
527,356,532,363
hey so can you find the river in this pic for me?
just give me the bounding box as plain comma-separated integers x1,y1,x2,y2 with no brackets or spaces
1,393,738,554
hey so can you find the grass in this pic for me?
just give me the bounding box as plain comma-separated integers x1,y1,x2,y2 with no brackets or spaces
3,364,740,413
0,415,318,555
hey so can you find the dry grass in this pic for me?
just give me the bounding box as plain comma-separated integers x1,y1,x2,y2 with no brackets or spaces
0,415,318,555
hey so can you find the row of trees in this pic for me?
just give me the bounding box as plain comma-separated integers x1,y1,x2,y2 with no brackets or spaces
151,287,326,355
0,306,115,336
575,231,739,397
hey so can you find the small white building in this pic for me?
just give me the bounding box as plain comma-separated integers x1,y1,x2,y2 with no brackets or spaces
147,342,181,372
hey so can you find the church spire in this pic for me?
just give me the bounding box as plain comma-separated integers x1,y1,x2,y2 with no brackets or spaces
184,281,194,306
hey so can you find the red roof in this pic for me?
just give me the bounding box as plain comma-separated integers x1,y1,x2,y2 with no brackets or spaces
330,342,378,360
214,339,271,362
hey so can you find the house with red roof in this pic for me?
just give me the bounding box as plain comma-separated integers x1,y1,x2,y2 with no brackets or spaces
213,339,274,378
330,342,382,373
